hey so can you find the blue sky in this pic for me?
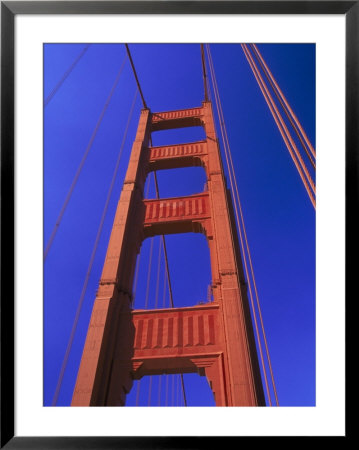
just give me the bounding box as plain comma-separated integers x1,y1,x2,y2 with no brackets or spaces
44,43,315,407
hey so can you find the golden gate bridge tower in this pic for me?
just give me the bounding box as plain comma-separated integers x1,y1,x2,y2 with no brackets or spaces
56,43,315,408
71,54,266,407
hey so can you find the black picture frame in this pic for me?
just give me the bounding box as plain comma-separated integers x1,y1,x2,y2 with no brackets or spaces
1,1,354,447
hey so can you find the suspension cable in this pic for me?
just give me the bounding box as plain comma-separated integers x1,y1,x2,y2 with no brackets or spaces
144,236,154,309
208,44,280,406
51,87,138,406
123,48,187,405
241,44,316,209
125,44,148,109
153,170,188,407
204,45,263,405
159,271,166,406
132,252,141,308
134,152,154,406
207,45,280,406
249,44,315,169
44,53,127,260
243,44,315,197
154,238,162,309
206,44,272,406
133,170,152,310
153,172,174,309
251,43,316,160
148,227,164,405
44,44,91,107
144,173,155,310
201,44,209,102
137,174,156,405
162,259,167,308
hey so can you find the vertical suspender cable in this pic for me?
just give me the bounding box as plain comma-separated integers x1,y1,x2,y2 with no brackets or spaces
153,171,187,407
135,170,154,405
154,238,163,309
148,228,163,405
44,53,128,260
124,48,187,406
159,261,166,405
51,87,138,406
134,171,152,310
44,44,91,107
162,264,167,308
177,375,181,406
138,174,155,404
207,44,278,406
206,44,272,406
153,172,175,309
202,44,258,405
132,253,141,308
144,237,154,309
207,45,280,406
144,174,155,310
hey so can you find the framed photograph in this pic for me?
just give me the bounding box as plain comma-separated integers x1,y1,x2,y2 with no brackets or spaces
1,1,354,447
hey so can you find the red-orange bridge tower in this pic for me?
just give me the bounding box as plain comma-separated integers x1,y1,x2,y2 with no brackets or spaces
72,101,265,406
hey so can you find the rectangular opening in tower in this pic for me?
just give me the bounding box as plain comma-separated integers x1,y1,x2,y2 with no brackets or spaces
125,374,215,407
145,166,207,200
132,233,212,310
151,125,206,146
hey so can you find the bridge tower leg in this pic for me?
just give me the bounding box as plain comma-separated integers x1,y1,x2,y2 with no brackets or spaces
72,102,265,406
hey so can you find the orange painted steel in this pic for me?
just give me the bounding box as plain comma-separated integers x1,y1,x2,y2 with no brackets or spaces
207,44,279,406
71,102,265,407
206,44,273,405
131,304,228,406
149,141,207,172
151,107,204,131
51,89,138,406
